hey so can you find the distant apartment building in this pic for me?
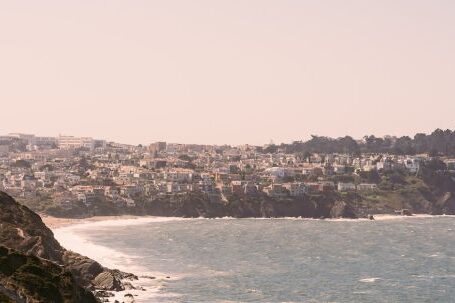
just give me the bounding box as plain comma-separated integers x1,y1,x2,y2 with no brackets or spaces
265,167,295,179
94,139,107,149
445,160,455,170
337,182,356,192
304,182,322,193
34,136,58,147
376,157,396,171
263,183,288,198
166,182,193,193
8,133,36,145
282,182,306,197
404,157,420,173
164,169,193,182
58,136,95,150
149,142,167,155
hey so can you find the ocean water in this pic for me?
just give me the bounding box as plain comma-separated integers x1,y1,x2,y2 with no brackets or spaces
55,216,455,303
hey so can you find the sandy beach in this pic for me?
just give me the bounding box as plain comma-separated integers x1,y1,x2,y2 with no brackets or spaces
40,214,146,229
43,214,182,303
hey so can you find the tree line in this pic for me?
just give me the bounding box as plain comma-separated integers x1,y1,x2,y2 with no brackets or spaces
260,129,455,156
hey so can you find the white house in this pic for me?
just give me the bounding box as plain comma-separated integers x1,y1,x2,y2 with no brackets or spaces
404,158,420,173
337,182,356,192
357,183,378,191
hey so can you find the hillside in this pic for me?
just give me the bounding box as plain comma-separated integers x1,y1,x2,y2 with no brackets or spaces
41,168,455,219
354,166,455,215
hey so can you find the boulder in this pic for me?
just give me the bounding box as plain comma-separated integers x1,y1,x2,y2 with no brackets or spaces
124,293,135,303
63,251,104,285
110,269,138,281
92,271,125,291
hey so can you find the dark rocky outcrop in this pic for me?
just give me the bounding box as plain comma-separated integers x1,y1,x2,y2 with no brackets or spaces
44,189,360,219
137,191,358,219
0,192,105,285
92,272,124,291
329,200,357,219
0,191,135,302
0,246,97,303
0,192,64,262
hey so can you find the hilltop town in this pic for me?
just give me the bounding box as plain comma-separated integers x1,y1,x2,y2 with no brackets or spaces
1,131,455,218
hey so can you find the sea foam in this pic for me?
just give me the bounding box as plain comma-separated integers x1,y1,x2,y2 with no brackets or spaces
53,217,187,302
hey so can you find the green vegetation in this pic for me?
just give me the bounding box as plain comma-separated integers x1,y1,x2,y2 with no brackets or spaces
279,128,455,156
352,173,436,214
11,159,31,168
17,192,55,213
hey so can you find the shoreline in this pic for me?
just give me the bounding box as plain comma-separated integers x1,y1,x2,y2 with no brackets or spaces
41,213,455,230
48,215,185,303
40,214,148,229
41,213,455,302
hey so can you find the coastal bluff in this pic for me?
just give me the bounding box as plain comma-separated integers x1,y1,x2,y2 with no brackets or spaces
47,190,360,219
0,191,134,302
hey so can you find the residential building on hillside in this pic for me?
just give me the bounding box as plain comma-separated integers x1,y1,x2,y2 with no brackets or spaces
58,136,95,150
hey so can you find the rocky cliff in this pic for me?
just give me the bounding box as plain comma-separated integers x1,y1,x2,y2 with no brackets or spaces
46,191,359,219
0,246,97,303
0,192,134,302
141,191,358,219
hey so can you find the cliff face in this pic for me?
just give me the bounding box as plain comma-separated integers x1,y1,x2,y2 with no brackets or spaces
0,191,64,262
106,181,455,219
46,191,359,219
0,192,133,302
0,246,97,303
0,192,107,286
137,191,357,219
43,174,455,219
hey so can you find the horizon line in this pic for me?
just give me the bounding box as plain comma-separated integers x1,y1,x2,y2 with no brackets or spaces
3,127,454,147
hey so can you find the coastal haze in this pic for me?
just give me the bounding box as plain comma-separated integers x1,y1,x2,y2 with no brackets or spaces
1,1,455,145
2,1,455,303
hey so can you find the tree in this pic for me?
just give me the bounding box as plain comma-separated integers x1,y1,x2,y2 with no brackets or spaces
13,160,31,168
393,136,416,155
276,128,455,156
262,144,278,154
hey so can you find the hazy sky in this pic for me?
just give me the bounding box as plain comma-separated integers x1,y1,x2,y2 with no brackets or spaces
1,1,454,145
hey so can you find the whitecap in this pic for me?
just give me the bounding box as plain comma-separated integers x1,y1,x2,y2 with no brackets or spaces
359,277,381,283
53,219,185,303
